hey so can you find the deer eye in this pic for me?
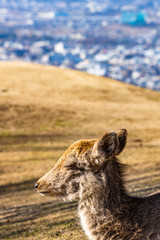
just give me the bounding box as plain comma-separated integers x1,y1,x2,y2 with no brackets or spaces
64,163,85,172
64,163,76,169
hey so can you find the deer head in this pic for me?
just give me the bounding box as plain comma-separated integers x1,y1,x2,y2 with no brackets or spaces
35,129,127,201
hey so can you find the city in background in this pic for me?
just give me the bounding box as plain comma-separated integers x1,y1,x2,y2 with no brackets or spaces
0,0,160,91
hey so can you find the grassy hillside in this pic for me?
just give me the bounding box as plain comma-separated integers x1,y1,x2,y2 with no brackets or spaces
0,61,160,240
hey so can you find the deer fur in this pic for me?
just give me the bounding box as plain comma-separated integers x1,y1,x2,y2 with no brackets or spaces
36,129,160,240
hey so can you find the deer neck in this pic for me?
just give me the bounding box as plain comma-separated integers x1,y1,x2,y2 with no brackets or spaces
78,159,130,240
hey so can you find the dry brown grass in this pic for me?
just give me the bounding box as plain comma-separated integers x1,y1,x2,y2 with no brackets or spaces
0,61,160,239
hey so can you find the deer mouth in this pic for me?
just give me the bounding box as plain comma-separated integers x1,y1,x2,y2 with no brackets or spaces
39,190,67,199
38,189,62,197
39,191,51,196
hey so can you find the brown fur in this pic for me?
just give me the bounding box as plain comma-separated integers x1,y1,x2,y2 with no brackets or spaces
36,129,160,240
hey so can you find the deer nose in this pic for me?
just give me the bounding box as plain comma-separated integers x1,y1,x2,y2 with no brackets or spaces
35,182,39,191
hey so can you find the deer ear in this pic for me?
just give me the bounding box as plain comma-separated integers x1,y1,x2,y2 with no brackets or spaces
115,129,127,155
92,131,118,166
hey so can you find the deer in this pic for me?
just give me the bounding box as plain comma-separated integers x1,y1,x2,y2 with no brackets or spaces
35,129,160,240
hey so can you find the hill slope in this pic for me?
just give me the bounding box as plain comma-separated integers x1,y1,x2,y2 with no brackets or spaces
0,61,160,139
0,61,160,240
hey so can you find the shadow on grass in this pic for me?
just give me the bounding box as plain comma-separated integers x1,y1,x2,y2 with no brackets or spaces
0,179,38,194
0,178,78,239
0,200,77,225
0,145,67,152
1,218,78,240
127,173,160,184
0,134,71,153
0,133,75,146
0,199,78,239
0,134,60,144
